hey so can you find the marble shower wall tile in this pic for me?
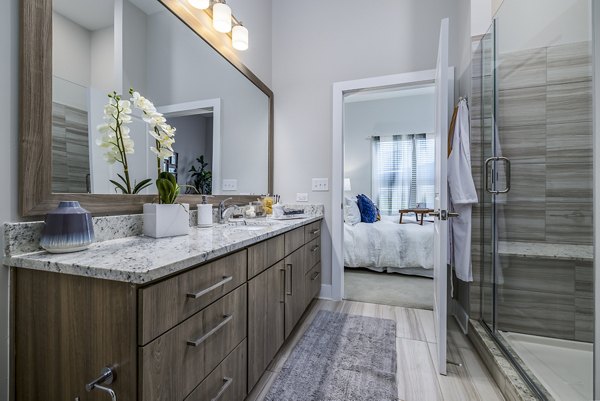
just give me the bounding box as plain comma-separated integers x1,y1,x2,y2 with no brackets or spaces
498,125,546,164
546,80,593,125
547,41,592,84
498,86,546,128
497,48,547,90
546,121,593,164
497,287,575,340
546,162,593,202
499,256,575,295
545,201,593,245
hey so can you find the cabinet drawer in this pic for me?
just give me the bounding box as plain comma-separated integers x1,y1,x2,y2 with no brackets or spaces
305,262,321,307
304,237,321,273
184,339,247,401
304,220,321,243
140,285,247,401
139,250,247,345
284,227,305,255
248,235,285,279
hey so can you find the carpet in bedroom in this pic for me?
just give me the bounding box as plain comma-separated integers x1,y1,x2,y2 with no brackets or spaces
344,269,433,310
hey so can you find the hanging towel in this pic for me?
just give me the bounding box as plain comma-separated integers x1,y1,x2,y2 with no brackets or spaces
448,99,478,282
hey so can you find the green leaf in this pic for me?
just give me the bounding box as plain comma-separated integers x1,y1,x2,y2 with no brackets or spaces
109,179,129,194
133,178,152,194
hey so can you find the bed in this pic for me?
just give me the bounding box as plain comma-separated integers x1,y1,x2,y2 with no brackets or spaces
344,214,434,277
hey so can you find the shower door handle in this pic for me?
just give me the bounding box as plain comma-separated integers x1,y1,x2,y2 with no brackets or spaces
485,157,511,194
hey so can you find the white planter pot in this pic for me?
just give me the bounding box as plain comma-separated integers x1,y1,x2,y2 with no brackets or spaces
143,203,190,238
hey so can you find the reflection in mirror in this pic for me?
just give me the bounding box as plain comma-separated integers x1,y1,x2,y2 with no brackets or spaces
51,0,269,196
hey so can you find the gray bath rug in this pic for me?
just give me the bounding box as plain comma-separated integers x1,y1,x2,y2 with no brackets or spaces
264,310,398,401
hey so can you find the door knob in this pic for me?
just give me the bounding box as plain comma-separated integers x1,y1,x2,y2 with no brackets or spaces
428,210,459,220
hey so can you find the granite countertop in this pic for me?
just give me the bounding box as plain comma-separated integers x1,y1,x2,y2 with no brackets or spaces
4,216,322,284
497,241,593,261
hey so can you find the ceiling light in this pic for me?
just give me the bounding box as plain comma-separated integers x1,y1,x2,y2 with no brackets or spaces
232,24,248,51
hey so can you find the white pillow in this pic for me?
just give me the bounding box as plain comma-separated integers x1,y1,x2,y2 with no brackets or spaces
344,196,361,225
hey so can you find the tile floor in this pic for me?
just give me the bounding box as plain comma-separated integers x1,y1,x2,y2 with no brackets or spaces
502,331,593,401
247,299,506,401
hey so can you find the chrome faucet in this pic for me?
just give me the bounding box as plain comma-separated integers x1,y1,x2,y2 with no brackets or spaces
218,197,235,224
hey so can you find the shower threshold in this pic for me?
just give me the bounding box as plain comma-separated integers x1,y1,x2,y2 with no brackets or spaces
500,331,593,401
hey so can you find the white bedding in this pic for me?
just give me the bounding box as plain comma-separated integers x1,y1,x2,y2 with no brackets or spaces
344,215,434,272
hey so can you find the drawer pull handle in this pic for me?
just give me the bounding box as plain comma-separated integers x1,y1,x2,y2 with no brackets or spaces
311,271,320,281
187,314,233,347
310,229,320,235
210,377,233,401
311,245,320,253
187,276,233,299
286,264,292,296
280,267,286,303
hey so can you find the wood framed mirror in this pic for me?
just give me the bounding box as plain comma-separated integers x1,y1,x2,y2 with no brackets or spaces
20,0,273,217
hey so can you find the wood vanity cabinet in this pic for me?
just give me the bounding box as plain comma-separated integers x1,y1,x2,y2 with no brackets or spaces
13,219,322,401
247,221,322,392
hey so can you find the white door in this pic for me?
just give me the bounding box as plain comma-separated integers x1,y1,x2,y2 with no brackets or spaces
433,17,449,376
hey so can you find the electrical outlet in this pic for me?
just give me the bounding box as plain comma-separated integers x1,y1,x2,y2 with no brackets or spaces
222,179,237,191
296,193,309,202
311,178,329,191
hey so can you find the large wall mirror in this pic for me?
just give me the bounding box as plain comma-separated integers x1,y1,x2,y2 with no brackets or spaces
21,0,273,216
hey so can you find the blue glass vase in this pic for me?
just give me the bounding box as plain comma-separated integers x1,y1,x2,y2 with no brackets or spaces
40,201,95,253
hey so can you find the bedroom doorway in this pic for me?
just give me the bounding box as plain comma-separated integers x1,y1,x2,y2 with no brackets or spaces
331,68,454,306
342,83,436,309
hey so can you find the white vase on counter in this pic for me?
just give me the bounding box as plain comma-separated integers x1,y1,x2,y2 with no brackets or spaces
143,203,190,238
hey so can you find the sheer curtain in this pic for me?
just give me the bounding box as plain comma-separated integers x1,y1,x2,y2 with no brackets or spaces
372,134,434,215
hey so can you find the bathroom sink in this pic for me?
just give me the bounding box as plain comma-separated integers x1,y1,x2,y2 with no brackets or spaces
229,225,265,231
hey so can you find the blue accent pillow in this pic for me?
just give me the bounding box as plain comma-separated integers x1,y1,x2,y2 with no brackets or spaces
356,194,379,223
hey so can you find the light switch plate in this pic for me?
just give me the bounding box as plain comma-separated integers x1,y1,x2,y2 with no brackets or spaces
222,179,237,191
311,178,329,191
296,193,309,202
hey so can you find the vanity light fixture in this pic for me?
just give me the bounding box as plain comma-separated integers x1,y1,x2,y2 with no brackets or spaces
186,0,249,51
187,0,209,10
212,0,232,33
232,23,248,51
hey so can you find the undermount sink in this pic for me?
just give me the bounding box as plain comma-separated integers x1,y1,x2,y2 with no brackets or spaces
230,225,265,231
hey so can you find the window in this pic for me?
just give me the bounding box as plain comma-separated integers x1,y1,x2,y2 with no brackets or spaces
372,134,434,215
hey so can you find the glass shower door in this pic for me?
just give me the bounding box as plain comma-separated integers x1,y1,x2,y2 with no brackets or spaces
478,1,594,400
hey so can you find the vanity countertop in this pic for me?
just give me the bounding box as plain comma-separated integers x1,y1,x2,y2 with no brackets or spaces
4,216,322,284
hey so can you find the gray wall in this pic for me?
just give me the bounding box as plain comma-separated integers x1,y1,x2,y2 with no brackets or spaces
344,94,435,198
0,0,19,398
272,0,472,287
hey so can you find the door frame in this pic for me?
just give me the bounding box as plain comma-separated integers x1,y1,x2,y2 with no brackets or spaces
157,98,222,194
331,68,454,301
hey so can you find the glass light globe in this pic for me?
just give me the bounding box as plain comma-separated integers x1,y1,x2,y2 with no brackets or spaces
213,2,232,33
232,25,248,51
187,0,209,9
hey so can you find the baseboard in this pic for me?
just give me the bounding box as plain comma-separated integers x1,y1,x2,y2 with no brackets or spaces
318,284,333,300
451,298,469,334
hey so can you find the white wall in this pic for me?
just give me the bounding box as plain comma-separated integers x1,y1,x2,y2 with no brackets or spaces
0,0,19,398
344,94,435,197
471,0,492,37
52,11,91,88
496,0,591,53
272,0,471,287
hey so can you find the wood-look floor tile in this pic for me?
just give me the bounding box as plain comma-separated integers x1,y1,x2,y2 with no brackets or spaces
397,338,443,401
394,307,427,342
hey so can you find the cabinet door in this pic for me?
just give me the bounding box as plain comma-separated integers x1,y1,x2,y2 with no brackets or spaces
284,247,306,337
248,261,285,391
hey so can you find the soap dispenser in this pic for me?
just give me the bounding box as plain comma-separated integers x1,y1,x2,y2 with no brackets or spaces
197,195,214,228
